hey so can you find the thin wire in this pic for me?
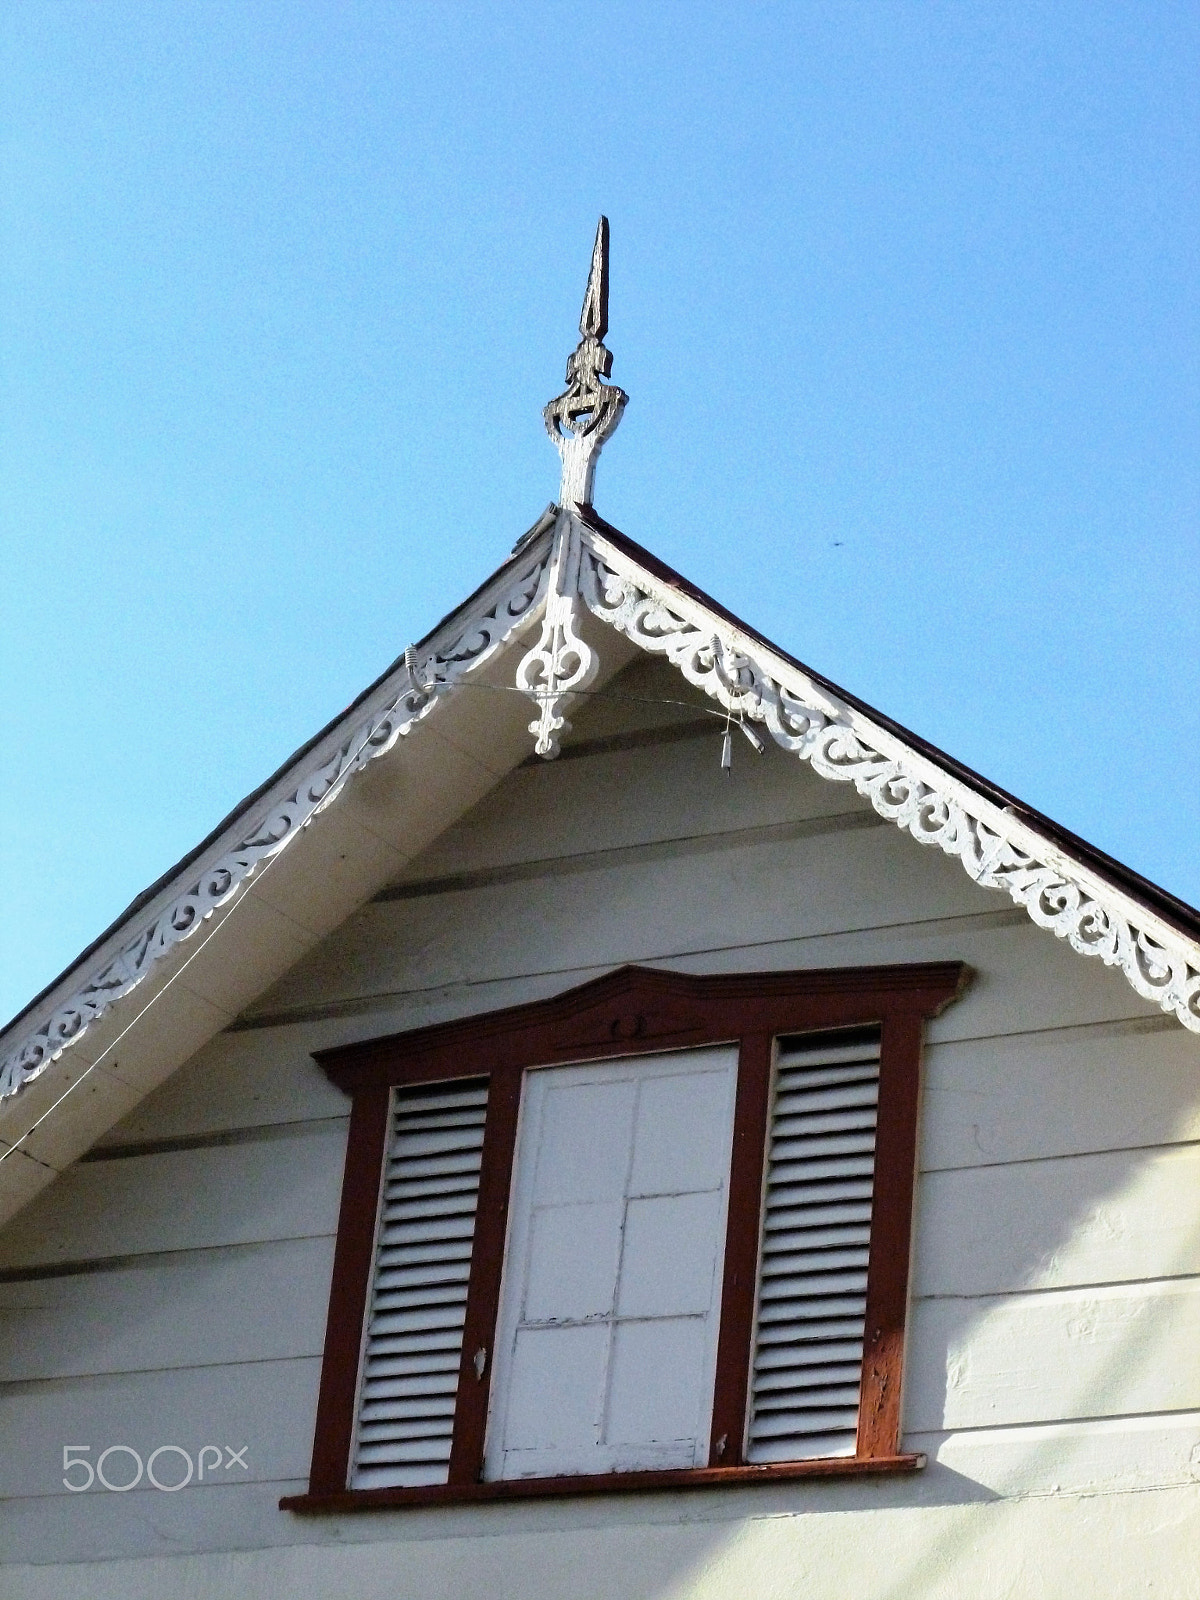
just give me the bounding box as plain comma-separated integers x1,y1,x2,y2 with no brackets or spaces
1,673,756,1167
0,709,394,1168
415,677,737,719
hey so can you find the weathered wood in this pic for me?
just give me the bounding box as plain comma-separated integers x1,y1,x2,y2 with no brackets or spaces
249,828,1007,1019
308,1086,389,1495
0,1480,311,1572
913,1142,1200,1297
0,1121,346,1270
3,1476,1200,1595
858,1012,924,1458
285,1453,924,1514
0,1236,333,1382
921,1021,1200,1170
247,909,1154,1051
909,1407,1200,1499
905,1276,1200,1432
402,730,874,883
709,1031,773,1465
0,1354,323,1499
94,1029,349,1148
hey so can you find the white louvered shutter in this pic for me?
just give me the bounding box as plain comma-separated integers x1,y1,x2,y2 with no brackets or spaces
350,1079,488,1489
746,1033,881,1463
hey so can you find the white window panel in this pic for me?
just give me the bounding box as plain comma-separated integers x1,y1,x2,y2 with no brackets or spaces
484,1047,738,1481
746,1034,881,1463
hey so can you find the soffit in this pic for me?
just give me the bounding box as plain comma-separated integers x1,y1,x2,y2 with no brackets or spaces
0,502,1196,1230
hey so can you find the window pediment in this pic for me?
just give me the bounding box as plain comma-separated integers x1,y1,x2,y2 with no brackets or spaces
285,960,968,1514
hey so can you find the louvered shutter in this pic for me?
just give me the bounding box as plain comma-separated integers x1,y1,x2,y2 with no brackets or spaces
350,1079,488,1489
746,1033,881,1463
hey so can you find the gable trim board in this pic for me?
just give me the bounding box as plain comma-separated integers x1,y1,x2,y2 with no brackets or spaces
0,527,553,1092
0,506,1196,1222
573,510,1199,1032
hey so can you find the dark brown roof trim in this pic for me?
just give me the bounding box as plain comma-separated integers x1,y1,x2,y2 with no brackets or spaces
576,504,1200,946
0,525,556,1041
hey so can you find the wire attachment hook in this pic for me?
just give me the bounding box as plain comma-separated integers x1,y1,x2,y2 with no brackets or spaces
404,645,438,699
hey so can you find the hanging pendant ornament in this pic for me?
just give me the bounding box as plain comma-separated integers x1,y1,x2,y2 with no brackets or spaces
516,218,628,757
515,508,600,756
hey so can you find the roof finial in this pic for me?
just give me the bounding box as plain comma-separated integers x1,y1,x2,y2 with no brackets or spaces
543,216,628,509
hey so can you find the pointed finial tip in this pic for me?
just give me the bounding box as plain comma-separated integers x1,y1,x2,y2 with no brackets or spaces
543,216,627,506
580,216,610,340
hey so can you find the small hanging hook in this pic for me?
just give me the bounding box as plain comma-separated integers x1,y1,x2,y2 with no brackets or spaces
405,645,436,697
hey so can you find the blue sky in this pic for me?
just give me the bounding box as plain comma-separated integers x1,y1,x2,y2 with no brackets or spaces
2,2,1197,1026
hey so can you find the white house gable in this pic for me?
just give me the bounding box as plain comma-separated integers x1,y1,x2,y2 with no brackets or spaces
0,220,1196,1598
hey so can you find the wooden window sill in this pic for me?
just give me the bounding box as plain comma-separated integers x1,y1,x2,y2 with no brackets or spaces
281,1454,925,1514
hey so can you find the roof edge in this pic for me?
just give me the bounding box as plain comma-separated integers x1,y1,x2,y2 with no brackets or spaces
4,496,1197,1113
578,505,1200,948
573,507,1199,1033
0,525,558,1094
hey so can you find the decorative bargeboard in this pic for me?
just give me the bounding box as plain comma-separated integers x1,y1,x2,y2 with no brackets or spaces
573,522,1200,1035
3,506,1197,1112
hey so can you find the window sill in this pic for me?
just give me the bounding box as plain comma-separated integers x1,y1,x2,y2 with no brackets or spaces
281,1454,925,1514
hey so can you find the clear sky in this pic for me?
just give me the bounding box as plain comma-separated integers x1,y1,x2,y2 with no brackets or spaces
2,2,1197,1027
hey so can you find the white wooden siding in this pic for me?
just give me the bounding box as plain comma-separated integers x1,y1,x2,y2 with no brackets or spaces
0,1236,333,1383
0,1119,347,1270
250,818,998,1019
0,669,1195,1591
914,1141,1200,1296
907,1277,1200,1431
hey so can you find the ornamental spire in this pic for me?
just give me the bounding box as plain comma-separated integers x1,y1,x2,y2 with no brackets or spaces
543,216,628,508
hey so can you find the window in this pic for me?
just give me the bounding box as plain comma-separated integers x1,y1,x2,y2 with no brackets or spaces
486,1048,737,1481
284,961,967,1513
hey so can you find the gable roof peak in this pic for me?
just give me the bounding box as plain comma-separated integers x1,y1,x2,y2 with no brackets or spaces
543,216,628,509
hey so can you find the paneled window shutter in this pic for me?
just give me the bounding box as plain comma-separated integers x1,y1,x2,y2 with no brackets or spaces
746,1032,881,1463
293,964,962,1512
350,1079,488,1489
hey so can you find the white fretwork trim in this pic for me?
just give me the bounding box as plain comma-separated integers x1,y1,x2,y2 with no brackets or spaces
576,525,1200,1035
6,510,1197,1116
515,510,599,757
0,549,551,1102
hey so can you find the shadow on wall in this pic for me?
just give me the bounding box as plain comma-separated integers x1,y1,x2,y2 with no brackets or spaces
0,1013,1196,1593
869,1202,1200,1598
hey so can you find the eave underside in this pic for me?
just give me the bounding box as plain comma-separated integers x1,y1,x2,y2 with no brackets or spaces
0,506,1195,1227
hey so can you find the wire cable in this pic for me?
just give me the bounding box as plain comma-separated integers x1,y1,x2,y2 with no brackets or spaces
0,673,765,1168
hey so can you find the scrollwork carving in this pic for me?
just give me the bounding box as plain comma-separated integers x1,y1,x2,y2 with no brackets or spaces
544,217,627,509
578,538,1200,1034
514,512,598,757
0,549,550,1102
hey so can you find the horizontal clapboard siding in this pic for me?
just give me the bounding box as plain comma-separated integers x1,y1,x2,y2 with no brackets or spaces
350,1079,488,1489
746,1033,881,1462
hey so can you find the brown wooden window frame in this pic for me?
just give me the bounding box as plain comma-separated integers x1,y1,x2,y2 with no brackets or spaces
282,960,968,1514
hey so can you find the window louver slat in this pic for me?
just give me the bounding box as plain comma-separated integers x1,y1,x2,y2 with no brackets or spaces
746,1036,880,1464
350,1080,487,1490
